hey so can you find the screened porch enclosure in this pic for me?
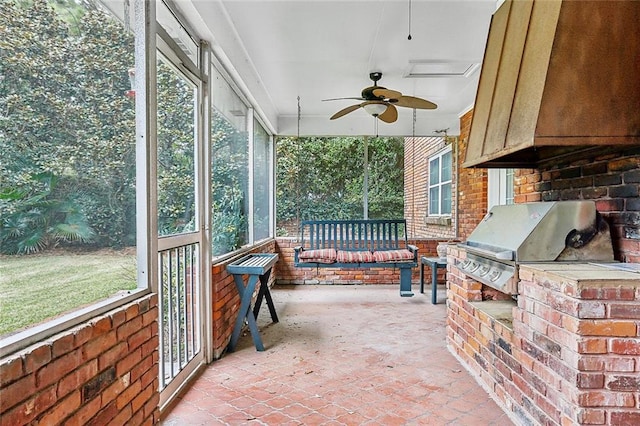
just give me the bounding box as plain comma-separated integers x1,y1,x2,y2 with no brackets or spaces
0,0,493,424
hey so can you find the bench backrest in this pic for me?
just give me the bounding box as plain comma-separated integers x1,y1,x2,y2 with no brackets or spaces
299,219,408,251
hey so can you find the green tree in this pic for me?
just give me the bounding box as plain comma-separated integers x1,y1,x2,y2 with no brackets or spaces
211,112,249,255
156,59,196,236
0,0,136,249
275,136,404,234
367,137,405,218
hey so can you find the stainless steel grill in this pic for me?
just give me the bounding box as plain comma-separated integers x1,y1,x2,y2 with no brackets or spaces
457,201,614,295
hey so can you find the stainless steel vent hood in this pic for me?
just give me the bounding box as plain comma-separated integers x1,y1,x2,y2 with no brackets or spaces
464,0,640,169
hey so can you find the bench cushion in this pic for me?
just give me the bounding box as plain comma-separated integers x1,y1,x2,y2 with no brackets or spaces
298,248,337,264
337,250,375,263
372,249,414,262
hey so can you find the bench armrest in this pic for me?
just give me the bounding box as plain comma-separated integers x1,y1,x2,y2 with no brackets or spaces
293,246,303,263
408,244,419,262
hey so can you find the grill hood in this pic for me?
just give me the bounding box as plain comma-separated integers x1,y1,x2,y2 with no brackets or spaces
463,201,614,263
464,0,640,168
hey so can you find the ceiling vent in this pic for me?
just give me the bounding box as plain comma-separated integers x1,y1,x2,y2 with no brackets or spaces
404,60,480,78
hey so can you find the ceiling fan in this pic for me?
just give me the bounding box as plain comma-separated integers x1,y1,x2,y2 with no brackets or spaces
324,72,437,123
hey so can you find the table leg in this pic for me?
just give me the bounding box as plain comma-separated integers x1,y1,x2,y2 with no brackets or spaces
229,274,264,352
253,269,279,323
431,263,438,305
420,261,425,293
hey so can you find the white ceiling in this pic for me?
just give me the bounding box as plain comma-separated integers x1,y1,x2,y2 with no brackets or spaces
181,0,498,137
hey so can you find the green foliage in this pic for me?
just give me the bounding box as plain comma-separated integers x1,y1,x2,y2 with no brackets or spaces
211,111,249,255
275,136,405,232
0,172,95,254
156,59,196,236
1,0,136,249
366,137,405,219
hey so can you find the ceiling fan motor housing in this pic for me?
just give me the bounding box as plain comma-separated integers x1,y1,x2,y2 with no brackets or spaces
362,86,386,100
362,72,385,100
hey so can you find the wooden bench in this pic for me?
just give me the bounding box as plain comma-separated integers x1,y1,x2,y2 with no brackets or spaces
293,219,418,297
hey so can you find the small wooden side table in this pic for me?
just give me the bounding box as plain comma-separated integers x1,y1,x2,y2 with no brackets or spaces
420,256,447,305
227,253,279,351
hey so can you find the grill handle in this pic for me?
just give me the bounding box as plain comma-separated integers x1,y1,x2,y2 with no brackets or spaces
458,243,514,261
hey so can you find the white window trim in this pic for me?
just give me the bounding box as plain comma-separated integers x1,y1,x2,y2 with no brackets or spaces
0,0,155,358
488,168,515,210
428,146,453,217
210,60,276,260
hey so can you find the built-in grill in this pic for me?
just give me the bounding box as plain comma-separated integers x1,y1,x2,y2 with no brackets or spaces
457,201,614,295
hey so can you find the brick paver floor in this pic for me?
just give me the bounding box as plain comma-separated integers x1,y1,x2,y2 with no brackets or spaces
161,285,514,425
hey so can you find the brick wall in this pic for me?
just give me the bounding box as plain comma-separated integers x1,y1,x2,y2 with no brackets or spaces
0,295,159,425
515,146,640,262
211,240,277,359
457,109,488,240
447,248,640,425
515,266,640,425
404,136,457,239
275,237,450,288
448,107,640,425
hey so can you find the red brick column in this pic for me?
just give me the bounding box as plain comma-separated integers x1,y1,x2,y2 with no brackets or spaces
515,264,640,425
447,251,640,425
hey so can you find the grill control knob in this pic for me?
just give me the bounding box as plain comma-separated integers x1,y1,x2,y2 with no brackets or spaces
489,270,502,282
479,265,490,276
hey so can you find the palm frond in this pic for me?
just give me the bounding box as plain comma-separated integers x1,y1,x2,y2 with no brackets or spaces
18,231,47,254
53,222,95,242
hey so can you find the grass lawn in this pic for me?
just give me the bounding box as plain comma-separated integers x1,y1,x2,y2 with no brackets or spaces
0,251,137,336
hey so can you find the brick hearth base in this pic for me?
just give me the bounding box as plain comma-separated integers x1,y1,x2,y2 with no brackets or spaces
446,245,640,425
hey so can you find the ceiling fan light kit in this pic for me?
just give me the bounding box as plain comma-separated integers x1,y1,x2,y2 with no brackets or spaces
362,103,387,116
325,72,437,124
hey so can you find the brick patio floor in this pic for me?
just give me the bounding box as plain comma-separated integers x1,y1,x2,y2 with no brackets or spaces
161,285,513,425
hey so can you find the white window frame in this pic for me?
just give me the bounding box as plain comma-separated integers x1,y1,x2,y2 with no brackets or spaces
209,58,275,261
428,146,453,216
0,0,153,358
488,168,515,210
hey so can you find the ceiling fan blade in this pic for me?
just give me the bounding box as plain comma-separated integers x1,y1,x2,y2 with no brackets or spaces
322,97,365,102
330,104,361,120
394,95,437,110
372,88,402,100
377,104,398,123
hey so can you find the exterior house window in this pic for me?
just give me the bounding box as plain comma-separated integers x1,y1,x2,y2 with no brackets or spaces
428,147,452,216
488,168,515,210
505,168,515,204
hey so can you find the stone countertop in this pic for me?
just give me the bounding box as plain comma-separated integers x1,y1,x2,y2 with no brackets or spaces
519,262,640,286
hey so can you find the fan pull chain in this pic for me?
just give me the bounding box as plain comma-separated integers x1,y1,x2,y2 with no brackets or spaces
407,0,412,40
412,108,416,137
295,96,301,229
411,108,416,237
